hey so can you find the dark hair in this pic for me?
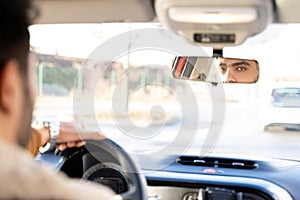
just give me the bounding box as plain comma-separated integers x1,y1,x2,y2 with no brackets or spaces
0,0,36,77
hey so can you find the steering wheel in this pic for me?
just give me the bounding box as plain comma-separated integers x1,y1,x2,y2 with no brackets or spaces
58,139,147,200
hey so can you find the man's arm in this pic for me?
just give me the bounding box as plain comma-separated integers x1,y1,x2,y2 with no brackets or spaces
28,121,106,156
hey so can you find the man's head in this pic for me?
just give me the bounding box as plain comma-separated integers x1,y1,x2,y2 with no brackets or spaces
0,0,36,147
218,58,259,83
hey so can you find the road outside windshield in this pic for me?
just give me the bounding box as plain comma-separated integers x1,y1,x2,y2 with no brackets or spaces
29,23,300,163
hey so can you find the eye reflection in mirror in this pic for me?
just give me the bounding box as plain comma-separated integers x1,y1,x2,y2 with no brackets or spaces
219,58,259,83
171,56,259,84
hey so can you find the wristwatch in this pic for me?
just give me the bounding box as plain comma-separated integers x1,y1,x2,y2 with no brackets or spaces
44,121,60,139
39,121,60,153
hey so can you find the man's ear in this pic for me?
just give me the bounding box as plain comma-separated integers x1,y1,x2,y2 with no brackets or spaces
0,60,21,113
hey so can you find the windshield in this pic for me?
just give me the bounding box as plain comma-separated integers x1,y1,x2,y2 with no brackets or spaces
29,23,300,163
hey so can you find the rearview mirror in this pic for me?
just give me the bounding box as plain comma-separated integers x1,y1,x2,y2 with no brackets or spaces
172,57,259,84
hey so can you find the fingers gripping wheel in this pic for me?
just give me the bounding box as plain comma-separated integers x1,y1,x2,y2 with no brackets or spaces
81,139,147,200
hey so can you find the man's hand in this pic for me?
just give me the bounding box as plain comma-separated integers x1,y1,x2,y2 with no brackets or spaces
56,122,106,151
31,120,106,153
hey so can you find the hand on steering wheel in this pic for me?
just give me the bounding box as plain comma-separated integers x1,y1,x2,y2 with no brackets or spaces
31,120,106,153
56,121,106,151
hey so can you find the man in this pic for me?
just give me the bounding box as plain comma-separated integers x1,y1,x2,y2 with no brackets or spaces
218,58,259,83
0,0,114,199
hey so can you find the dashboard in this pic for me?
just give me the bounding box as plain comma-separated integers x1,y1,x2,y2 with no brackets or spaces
36,141,300,200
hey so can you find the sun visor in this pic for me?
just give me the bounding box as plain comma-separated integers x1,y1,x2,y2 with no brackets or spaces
33,0,155,24
155,0,273,47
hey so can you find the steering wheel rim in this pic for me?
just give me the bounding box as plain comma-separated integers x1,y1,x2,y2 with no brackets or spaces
78,139,147,200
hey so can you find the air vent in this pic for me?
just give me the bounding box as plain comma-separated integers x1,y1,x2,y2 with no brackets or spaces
183,187,271,200
177,156,258,170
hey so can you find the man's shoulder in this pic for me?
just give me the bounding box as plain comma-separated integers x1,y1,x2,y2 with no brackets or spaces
0,141,114,199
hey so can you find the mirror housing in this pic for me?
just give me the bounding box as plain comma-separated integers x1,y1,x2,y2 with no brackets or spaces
172,56,259,84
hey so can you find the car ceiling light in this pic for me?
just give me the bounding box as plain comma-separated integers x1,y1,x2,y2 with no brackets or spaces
168,7,257,24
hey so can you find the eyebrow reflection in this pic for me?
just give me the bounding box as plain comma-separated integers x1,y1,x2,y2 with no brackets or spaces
219,61,251,67
231,61,250,67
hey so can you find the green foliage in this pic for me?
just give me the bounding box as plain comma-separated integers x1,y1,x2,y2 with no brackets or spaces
39,63,78,90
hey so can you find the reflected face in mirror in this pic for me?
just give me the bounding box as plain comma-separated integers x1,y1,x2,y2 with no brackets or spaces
218,58,259,83
171,56,259,84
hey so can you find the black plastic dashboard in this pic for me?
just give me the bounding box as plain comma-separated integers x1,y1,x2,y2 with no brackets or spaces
144,155,299,200
36,145,300,200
